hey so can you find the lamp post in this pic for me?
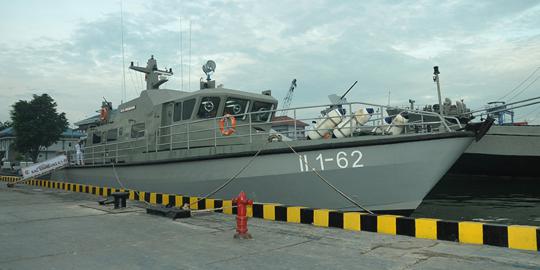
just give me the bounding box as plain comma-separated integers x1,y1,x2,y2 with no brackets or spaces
433,66,443,116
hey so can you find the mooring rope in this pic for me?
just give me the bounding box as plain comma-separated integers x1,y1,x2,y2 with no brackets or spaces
187,140,272,208
17,135,372,214
281,140,374,214
109,139,270,210
111,161,151,206
190,205,237,213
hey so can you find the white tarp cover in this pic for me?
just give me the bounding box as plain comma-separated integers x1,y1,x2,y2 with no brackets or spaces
21,155,68,180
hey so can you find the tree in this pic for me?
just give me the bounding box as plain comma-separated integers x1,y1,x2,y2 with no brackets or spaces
10,94,68,162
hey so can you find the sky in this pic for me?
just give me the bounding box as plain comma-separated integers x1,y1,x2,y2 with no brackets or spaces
1,0,539,126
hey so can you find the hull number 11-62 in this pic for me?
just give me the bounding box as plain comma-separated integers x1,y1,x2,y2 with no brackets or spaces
298,150,364,172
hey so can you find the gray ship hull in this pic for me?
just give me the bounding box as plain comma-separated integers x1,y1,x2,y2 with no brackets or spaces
52,133,473,213
449,125,540,177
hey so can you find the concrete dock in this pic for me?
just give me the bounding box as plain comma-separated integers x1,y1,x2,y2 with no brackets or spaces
0,182,538,270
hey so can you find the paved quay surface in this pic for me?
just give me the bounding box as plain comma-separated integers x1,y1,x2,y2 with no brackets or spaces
0,183,538,270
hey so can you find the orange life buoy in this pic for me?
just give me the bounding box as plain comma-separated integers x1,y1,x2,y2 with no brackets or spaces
219,114,236,136
99,107,108,122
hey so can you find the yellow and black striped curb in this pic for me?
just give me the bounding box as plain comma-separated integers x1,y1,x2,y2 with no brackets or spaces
0,176,19,183
2,176,539,252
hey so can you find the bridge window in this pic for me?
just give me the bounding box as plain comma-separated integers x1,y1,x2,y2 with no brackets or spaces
197,97,221,119
131,123,145,138
224,97,249,118
183,99,196,120
92,132,101,144
251,101,274,122
107,128,118,142
173,99,197,122
173,102,182,122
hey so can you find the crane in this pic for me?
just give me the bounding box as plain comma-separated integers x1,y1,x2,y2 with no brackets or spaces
279,79,297,116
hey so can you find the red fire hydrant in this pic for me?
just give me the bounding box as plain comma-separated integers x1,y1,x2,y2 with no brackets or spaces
232,191,253,239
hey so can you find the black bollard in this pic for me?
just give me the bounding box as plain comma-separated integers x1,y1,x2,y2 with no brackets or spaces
111,192,129,209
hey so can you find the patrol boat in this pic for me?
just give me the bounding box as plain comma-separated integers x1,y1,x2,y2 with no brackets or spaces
53,56,490,214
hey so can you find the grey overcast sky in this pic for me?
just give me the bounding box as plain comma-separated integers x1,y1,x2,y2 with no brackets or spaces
1,0,539,125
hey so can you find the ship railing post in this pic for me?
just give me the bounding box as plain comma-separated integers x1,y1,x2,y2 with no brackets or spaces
155,129,158,153
380,106,384,128
170,126,173,151
115,143,118,163
349,103,353,137
421,114,425,133
214,118,218,148
441,115,452,132
146,132,149,153
294,109,298,140
187,123,190,149
248,114,252,144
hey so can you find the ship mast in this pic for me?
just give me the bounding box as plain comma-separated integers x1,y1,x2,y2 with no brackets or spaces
130,56,173,90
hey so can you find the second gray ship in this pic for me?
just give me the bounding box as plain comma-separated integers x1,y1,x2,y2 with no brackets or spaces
387,67,540,178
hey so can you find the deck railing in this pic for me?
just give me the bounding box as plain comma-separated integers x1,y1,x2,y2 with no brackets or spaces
72,101,454,166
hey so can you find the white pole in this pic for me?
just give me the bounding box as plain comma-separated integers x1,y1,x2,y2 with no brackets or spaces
189,20,192,91
434,66,443,116
138,62,144,90
180,18,184,91
120,0,126,103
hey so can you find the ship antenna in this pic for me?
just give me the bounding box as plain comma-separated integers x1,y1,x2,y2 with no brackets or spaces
120,0,126,104
189,20,192,91
140,62,144,89
179,17,184,91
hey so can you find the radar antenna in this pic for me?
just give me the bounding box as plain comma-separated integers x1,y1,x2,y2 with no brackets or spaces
279,79,297,116
200,60,217,89
202,60,216,81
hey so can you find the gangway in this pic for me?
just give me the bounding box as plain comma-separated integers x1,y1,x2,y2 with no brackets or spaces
20,155,68,180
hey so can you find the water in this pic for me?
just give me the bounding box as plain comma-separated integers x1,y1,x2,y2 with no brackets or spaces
412,174,540,226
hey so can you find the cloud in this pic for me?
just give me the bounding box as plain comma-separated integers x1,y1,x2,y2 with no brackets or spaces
0,0,539,124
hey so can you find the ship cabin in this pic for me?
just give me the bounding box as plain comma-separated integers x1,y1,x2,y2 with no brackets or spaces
78,56,278,165
82,74,277,165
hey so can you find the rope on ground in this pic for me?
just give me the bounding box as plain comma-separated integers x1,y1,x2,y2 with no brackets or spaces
281,140,374,214
190,205,237,213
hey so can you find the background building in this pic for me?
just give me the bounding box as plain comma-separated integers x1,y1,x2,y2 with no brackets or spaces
271,116,308,139
0,128,84,163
